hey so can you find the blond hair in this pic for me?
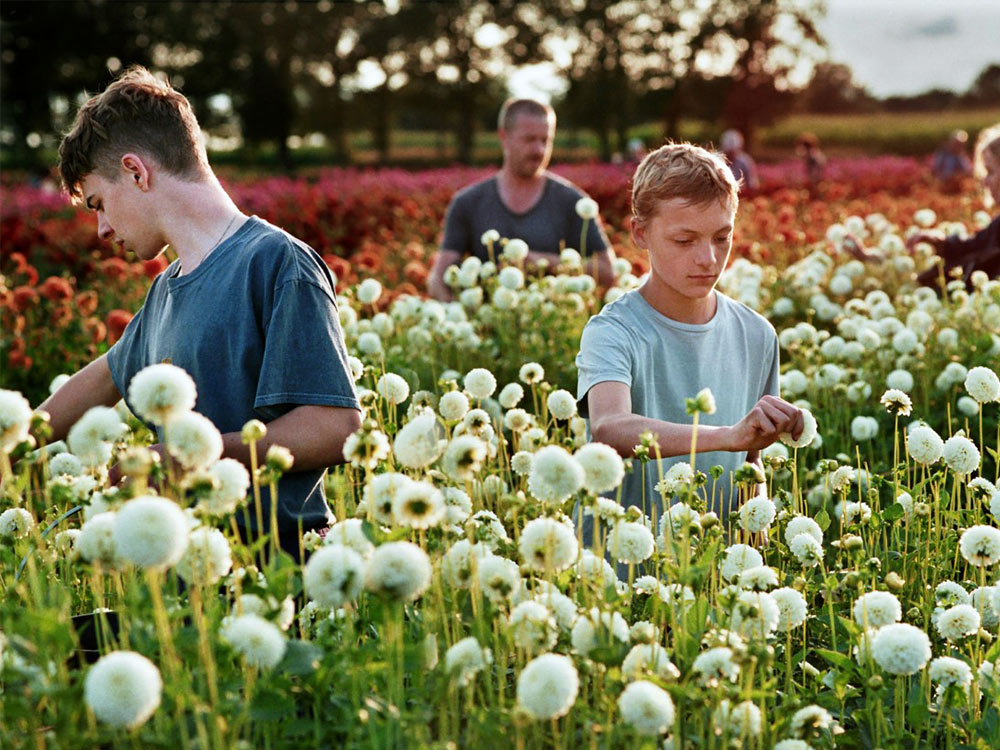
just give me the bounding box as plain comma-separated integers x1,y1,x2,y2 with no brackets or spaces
631,143,738,225
59,66,209,202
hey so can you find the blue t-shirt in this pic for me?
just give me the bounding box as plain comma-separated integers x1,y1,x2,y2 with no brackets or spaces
108,216,360,536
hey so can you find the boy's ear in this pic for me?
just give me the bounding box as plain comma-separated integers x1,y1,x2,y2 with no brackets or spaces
629,216,646,250
120,153,151,191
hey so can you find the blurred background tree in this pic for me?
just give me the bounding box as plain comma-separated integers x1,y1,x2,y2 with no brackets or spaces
1,0,997,170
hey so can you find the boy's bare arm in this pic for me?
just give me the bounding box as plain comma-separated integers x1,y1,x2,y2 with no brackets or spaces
218,404,363,472
38,354,122,441
588,382,803,459
428,249,461,301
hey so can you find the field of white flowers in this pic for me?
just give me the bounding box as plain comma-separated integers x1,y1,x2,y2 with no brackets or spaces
1,208,999,749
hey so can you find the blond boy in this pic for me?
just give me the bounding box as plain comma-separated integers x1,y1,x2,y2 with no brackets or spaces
576,143,803,524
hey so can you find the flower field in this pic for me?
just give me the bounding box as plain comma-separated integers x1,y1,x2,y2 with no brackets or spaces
2,160,1000,749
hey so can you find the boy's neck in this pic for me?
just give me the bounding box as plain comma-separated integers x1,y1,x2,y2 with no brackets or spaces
158,175,246,275
639,281,718,325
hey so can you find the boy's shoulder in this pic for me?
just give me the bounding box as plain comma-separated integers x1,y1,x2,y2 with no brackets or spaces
716,292,777,338
238,217,336,291
582,290,648,340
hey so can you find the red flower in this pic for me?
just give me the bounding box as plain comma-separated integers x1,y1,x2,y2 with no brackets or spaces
12,285,39,312
39,276,73,301
75,290,99,316
143,256,169,279
106,309,134,344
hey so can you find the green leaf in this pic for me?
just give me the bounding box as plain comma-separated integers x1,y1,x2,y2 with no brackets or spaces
815,647,854,672
815,509,831,532
881,502,904,522
281,640,324,676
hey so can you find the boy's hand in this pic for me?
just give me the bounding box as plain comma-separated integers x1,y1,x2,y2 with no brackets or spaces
905,230,946,253
727,396,802,452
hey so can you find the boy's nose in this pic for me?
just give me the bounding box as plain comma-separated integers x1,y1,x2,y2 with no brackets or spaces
97,214,114,242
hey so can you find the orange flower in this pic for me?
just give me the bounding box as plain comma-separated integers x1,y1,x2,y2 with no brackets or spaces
39,276,73,301
83,317,107,344
12,286,39,312
404,260,428,287
51,304,74,329
76,290,99,316
106,309,134,344
143,256,169,279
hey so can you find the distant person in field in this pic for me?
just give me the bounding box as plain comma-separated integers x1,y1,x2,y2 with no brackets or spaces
576,143,804,534
720,128,759,193
796,132,826,186
41,66,361,557
931,129,974,183
428,98,615,300
911,124,1000,286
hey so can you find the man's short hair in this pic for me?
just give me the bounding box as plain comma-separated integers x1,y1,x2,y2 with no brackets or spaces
497,98,555,132
58,66,209,201
631,143,739,224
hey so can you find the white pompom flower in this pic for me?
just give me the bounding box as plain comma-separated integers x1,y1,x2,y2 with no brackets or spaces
84,651,162,729
0,507,34,539
546,389,577,420
959,525,1000,566
965,366,1000,403
907,424,944,465
67,406,125,466
935,603,980,642
942,434,980,476
780,408,817,448
365,541,432,601
872,623,932,676
516,653,579,721
575,196,599,221
375,372,410,405
738,496,776,533
128,363,197,425
528,445,584,504
618,680,675,736
463,368,497,400
303,544,366,609
574,442,625,494
112,496,189,570
0,388,32,453
165,412,223,470
199,458,251,516
853,591,902,628
176,527,232,585
607,521,655,564
221,613,287,669
519,517,578,573
444,637,493,687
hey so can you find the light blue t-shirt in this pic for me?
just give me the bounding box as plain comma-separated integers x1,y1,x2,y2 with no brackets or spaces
576,289,779,522
109,216,360,539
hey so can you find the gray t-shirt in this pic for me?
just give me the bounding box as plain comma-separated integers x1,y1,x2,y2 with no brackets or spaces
576,289,779,522
440,173,611,260
108,216,360,539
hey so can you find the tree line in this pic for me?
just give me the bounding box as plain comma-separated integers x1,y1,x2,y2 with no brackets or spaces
2,1,997,170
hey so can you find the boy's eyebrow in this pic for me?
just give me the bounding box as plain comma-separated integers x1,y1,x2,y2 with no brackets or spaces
672,223,734,234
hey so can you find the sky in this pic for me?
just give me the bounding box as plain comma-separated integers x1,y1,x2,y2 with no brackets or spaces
509,0,1000,101
818,0,1000,97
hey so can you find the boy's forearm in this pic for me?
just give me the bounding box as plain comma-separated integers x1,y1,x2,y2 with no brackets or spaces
219,404,362,472
592,414,734,460
37,354,122,441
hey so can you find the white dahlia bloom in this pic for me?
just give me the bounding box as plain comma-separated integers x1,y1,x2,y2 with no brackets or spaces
943,434,980,476
872,623,932,675
929,656,973,690
575,196,599,220
438,390,469,421
441,434,487,482
574,442,625,494
789,705,833,738
508,601,558,653
84,651,162,728
516,653,579,721
498,382,524,409
502,237,527,262
478,555,521,603
959,525,1000,566
363,472,413,525
199,458,251,516
303,544,365,608
112,496,189,569
67,406,125,466
935,603,980,641
528,445,584,504
850,416,879,441
77,512,120,566
392,480,445,529
463,368,496,399
575,549,618,589
965,366,1000,403
621,643,679,682
972,587,1000,630
165,411,223,470
375,372,409,405
325,518,375,559
886,369,914,392
221,614,287,669
442,487,472,525
176,527,232,585
571,607,629,656
692,647,739,685
907,424,944,464
720,544,764,582
655,462,696,497
853,591,902,628
0,507,33,539
730,590,780,639
607,521,655,564
392,413,442,468
365,541,432,601
444,636,493,686
789,533,824,567
127,363,196,425
440,539,492,588
785,516,823,546
738,496,776,533
519,516,578,572
356,277,382,305
738,565,779,591
48,451,84,477
618,680,675,736
713,700,762,738
546,389,577,420
772,587,808,631
780,408,817,448
0,388,32,452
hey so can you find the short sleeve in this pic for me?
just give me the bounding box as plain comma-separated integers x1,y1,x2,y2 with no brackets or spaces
255,279,360,418
583,213,611,255
440,192,472,256
106,307,144,402
763,333,780,398
575,316,634,418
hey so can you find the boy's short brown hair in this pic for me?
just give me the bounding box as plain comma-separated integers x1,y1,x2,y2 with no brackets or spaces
631,143,738,225
497,98,555,132
58,66,209,201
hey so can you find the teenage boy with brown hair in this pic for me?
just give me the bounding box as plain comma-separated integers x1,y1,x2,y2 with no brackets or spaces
577,143,803,525
40,66,361,552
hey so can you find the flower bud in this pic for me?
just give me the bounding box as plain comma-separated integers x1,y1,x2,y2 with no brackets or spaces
867,674,884,690
242,419,267,444
885,571,905,591
265,444,294,473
